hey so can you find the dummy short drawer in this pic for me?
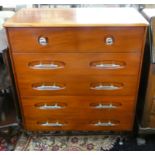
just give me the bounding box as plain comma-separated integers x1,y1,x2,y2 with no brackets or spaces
8,27,144,53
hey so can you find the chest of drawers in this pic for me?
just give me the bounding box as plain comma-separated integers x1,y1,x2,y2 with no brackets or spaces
4,8,148,131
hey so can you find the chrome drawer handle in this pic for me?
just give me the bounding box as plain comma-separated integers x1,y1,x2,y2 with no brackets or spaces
32,83,65,91
38,36,48,46
94,121,117,127
105,37,114,46
30,63,64,70
35,103,64,110
90,84,122,90
90,61,125,70
94,103,118,109
29,61,65,70
33,63,59,69
39,121,64,127
95,63,121,68
34,85,64,90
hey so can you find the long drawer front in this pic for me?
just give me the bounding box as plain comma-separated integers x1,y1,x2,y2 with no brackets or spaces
8,27,144,53
12,52,141,76
21,96,135,118
24,115,134,131
17,75,137,96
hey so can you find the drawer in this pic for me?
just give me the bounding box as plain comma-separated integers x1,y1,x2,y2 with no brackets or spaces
8,27,144,53
24,115,134,131
12,52,141,76
21,96,135,119
17,75,138,96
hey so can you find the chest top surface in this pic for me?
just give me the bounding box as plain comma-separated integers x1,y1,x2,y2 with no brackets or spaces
4,8,148,27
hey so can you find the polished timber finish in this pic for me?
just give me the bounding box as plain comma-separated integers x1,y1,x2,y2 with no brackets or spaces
4,8,148,27
8,27,145,53
4,8,148,131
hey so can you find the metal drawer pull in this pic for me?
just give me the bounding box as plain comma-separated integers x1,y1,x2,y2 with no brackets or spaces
96,63,121,68
29,61,65,70
39,121,64,127
34,85,64,90
33,63,59,69
35,103,64,110
32,83,65,91
38,36,48,46
94,121,117,127
90,83,122,90
94,103,118,109
90,61,125,69
105,36,114,46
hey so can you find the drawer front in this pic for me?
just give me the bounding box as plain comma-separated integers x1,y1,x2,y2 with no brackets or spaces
17,75,138,96
21,96,135,119
8,27,144,53
24,115,134,131
12,52,141,76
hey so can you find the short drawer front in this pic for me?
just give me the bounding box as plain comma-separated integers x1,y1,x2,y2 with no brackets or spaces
17,75,138,96
24,115,134,131
21,96,135,119
8,27,144,53
12,52,141,76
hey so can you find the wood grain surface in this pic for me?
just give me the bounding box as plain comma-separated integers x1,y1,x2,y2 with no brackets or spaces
4,8,148,131
8,27,144,53
12,52,141,76
4,8,148,27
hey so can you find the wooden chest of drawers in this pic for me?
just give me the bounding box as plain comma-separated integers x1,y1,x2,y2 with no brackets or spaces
4,8,148,132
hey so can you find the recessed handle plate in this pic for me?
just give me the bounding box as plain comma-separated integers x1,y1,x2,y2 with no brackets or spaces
38,36,48,46
105,36,114,46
